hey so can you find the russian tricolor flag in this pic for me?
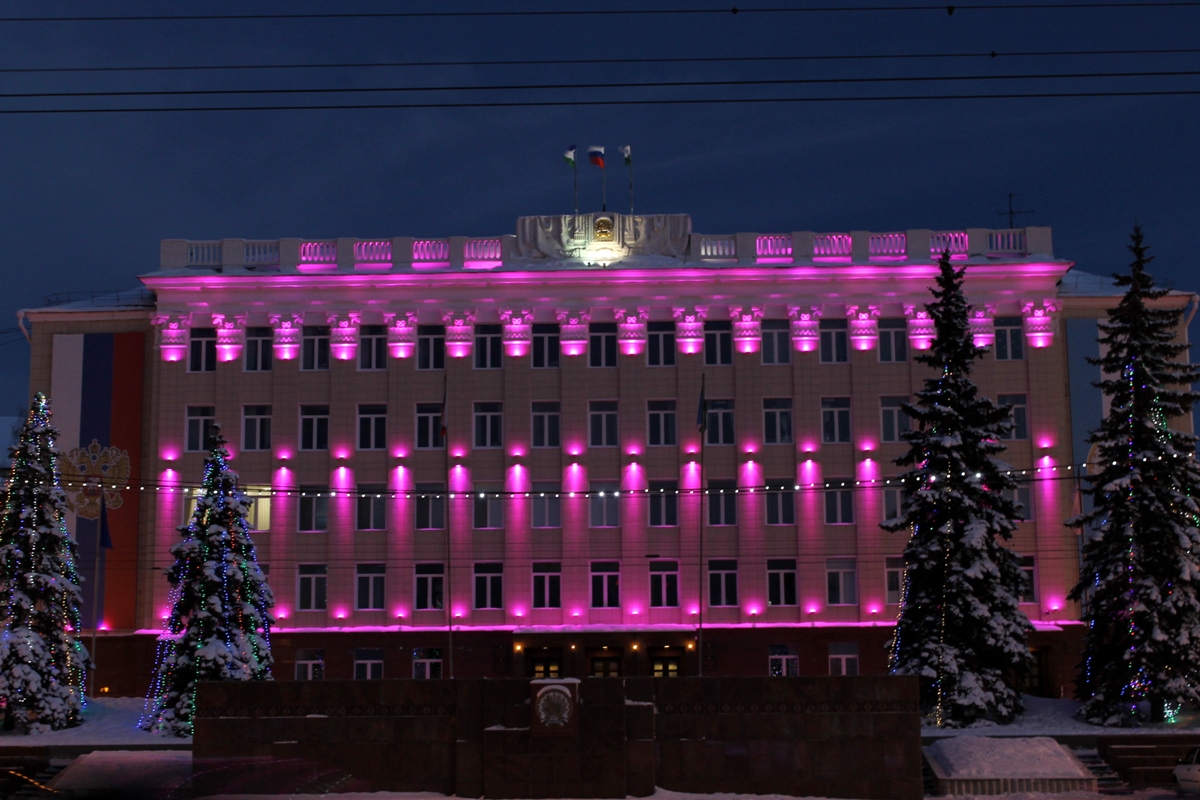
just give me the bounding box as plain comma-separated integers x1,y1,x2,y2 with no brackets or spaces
588,145,605,168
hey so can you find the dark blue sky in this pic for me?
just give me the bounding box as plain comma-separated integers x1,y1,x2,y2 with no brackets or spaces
1,1,1197,413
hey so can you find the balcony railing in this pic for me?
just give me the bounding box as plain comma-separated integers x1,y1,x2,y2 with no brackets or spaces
699,235,736,259
413,239,450,262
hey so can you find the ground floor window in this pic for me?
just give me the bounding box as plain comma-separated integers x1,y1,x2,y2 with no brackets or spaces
295,648,325,681
769,644,799,677
413,647,443,679
828,642,859,676
354,648,384,680
652,657,680,677
531,657,560,678
591,657,621,677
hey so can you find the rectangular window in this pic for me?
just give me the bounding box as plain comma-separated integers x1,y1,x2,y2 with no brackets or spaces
884,487,904,520
242,405,272,451
648,480,678,527
1003,482,1033,520
590,561,620,608
820,319,849,364
1019,555,1037,602
295,648,325,681
821,397,851,444
301,326,330,371
532,562,562,609
709,559,738,607
769,644,799,677
648,400,677,446
189,328,217,373
186,406,216,452
706,399,735,445
589,481,619,528
473,484,504,530
650,560,679,608
761,319,790,365
708,479,737,526
829,642,860,676
998,394,1029,440
886,557,905,605
415,483,446,530
474,323,503,369
589,400,618,447
647,321,676,367
414,563,444,610
417,325,445,370
531,401,560,448
652,657,680,678
826,558,858,605
297,564,327,611
244,326,273,372
354,647,384,680
243,486,272,532
473,402,503,448
299,405,329,451
880,397,911,443
298,486,329,532
704,320,733,366
763,399,793,445
824,482,854,525
359,325,387,371
416,402,445,450
878,318,908,363
356,484,386,531
358,404,387,450
995,316,1025,361
412,647,443,679
768,559,798,607
532,323,560,369
765,481,796,526
532,482,561,529
474,562,503,609
356,563,385,610
589,322,618,368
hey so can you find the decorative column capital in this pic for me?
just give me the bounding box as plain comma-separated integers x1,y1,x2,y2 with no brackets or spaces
846,305,880,352
500,309,535,357
211,313,247,363
614,307,650,356
442,309,476,359
326,312,361,361
729,306,764,354
672,306,708,355
383,310,419,358
787,305,822,353
269,313,305,360
904,305,935,351
1022,300,1058,348
969,304,997,347
152,313,191,362
556,308,591,356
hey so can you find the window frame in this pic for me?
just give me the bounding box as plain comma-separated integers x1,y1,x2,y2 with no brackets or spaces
707,480,737,526
358,325,388,371
473,562,504,609
356,563,386,610
647,321,676,367
473,485,504,530
188,328,218,373
301,326,331,371
590,561,621,608
415,483,446,530
761,319,791,365
532,562,562,609
589,482,620,528
297,564,328,611
357,403,387,451
473,401,503,449
824,482,855,525
474,324,503,369
767,559,798,606
299,405,330,451
994,316,1025,361
706,399,735,446
826,558,858,606
708,559,739,607
763,398,793,445
647,400,677,447
417,325,446,370
356,484,386,531
244,327,273,372
531,482,561,529
880,397,911,444
186,405,216,452
819,319,849,364
589,322,618,368
589,400,619,448
414,563,445,610
532,323,560,369
416,402,445,450
649,560,679,608
998,393,1029,440
298,486,329,532
704,321,733,366
242,404,272,452
648,480,678,527
877,319,908,363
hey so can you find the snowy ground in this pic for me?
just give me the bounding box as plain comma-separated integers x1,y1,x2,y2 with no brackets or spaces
192,792,1186,800
0,697,190,746
926,736,1091,778
925,695,1200,736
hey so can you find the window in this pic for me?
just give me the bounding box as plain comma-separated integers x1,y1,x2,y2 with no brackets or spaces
591,561,620,608
416,402,444,449
647,321,676,367
354,648,384,680
763,399,793,445
880,397,911,443
417,325,445,370
298,486,329,532
648,400,677,446
652,657,680,677
648,480,678,527
532,482,561,529
762,319,790,365
820,319,848,364
1003,482,1033,520
474,562,503,609
650,560,679,607
301,326,330,371
295,648,325,681
186,406,216,452
531,401,560,448
473,402,503,448
886,557,905,605
358,404,387,450
826,559,858,605
242,405,272,451
189,328,217,373
356,484,386,531
589,322,617,367
825,482,854,525
590,482,619,528
591,657,621,677
532,657,561,678
414,564,445,610
883,487,904,520
765,481,796,526
415,483,445,530
412,647,443,679
878,318,908,363
769,644,799,677
589,401,618,447
297,564,327,611
1019,555,1037,602
709,559,738,607
995,316,1025,361
532,562,561,609
828,643,859,676
300,405,329,451
704,320,732,365
243,486,271,532
473,484,504,529
768,560,797,607
706,399,735,445
359,325,387,371
708,479,737,526
822,398,851,444
532,323,560,368
474,323,503,369
244,326,273,372
356,563,385,610
998,394,1028,440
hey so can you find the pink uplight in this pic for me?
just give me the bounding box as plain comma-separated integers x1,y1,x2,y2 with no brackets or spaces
331,343,356,361
335,610,347,620
806,604,820,615
394,609,406,619
678,339,703,355
868,605,881,615
562,341,587,357
505,342,530,358
393,447,408,458
274,343,299,360
98,622,110,631
620,340,645,356
1037,437,1054,450
161,449,178,462
446,342,472,359
389,342,415,359
216,344,241,362
735,338,759,355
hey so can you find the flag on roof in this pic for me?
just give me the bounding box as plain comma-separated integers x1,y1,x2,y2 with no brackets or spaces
620,145,631,166
588,146,605,168
564,145,576,167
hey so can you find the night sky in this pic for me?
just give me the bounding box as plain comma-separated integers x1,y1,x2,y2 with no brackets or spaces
0,1,1197,414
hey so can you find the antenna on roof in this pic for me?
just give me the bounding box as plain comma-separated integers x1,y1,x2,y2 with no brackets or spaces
998,193,1034,228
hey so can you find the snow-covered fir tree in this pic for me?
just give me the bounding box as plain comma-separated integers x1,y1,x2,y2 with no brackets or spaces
883,253,1032,727
0,392,88,733
141,424,274,737
1068,226,1200,726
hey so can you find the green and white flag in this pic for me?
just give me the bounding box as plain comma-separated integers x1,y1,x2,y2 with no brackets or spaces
564,145,577,167
620,145,632,166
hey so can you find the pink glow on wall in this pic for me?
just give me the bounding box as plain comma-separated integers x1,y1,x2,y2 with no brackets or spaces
969,310,995,348
271,314,302,360
847,307,879,351
161,448,178,462
673,307,706,354
394,608,406,619
682,461,702,490
1024,301,1057,348
857,458,880,482
740,459,762,490
1037,436,1055,450
867,604,881,616
1045,598,1062,613
276,448,292,461
450,465,471,492
562,340,587,357
623,462,645,492
446,341,472,358
156,317,189,361
731,307,762,354
335,609,347,620
806,603,821,615
564,463,587,492
906,309,935,351
789,308,821,352
620,339,645,356
557,311,589,356
332,466,354,490
747,605,761,617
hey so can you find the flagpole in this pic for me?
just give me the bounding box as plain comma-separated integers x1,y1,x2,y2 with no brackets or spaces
573,161,578,216
697,375,706,678
89,487,103,697
602,166,607,212
628,158,634,216
443,373,454,680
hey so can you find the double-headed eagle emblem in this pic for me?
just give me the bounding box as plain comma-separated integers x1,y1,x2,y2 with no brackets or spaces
60,439,131,520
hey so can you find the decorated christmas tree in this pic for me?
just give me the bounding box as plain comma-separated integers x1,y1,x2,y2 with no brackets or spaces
141,424,274,737
1069,226,1200,726
0,392,89,733
883,253,1031,727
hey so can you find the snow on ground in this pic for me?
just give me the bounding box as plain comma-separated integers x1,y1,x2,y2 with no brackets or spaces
926,736,1090,778
51,750,192,792
927,695,1200,736
196,794,849,800
0,697,190,746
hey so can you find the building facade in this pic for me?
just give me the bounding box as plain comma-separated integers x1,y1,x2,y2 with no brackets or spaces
22,213,1187,697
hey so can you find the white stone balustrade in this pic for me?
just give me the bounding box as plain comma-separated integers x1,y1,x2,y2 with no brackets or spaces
354,240,392,269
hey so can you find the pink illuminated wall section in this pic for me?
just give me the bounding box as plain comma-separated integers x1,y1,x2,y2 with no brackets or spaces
385,311,418,358
847,306,879,352
154,316,189,362
905,308,935,351
443,311,475,358
617,308,648,356
969,309,996,348
731,307,763,354
789,307,820,352
328,313,360,361
213,313,245,362
557,310,590,356
1023,301,1057,348
501,309,533,357
673,307,706,354
271,313,303,360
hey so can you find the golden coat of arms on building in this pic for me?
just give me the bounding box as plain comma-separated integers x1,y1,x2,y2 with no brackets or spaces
61,439,130,520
